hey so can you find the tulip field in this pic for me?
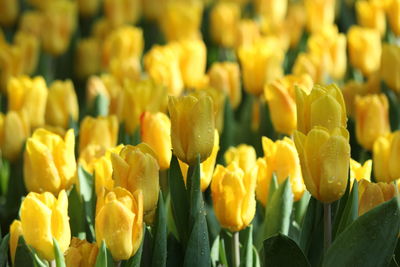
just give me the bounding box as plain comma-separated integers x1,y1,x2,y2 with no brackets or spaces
1,0,400,266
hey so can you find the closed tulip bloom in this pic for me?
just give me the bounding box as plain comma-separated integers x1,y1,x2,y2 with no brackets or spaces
208,62,241,109
18,11,43,38
14,32,40,75
209,2,240,47
179,130,220,191
142,0,166,20
0,0,19,26
7,76,48,128
0,110,30,161
79,115,118,154
0,44,24,92
305,0,335,33
356,1,386,36
95,187,143,261
20,190,71,261
111,144,159,218
358,179,395,216
286,3,306,48
24,129,76,194
104,0,141,27
65,237,99,267
386,0,400,36
140,112,172,170
255,0,287,27
292,51,328,84
9,220,22,265
168,94,215,165
355,94,390,150
211,162,257,232
46,80,79,129
348,26,381,76
75,38,101,78
296,84,347,135
235,19,261,48
373,131,400,182
238,37,284,95
257,137,305,205
380,43,400,93
224,144,257,173
350,159,372,188
294,126,350,203
264,74,313,135
77,0,100,17
144,44,184,96
109,57,141,83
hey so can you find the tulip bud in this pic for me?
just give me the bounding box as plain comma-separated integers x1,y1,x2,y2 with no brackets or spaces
373,131,400,183
235,19,261,48
75,38,101,78
46,80,79,129
355,94,390,150
179,130,220,191
8,76,48,128
104,0,141,27
209,2,240,47
65,237,99,267
24,129,76,194
256,137,305,205
79,115,118,154
350,159,372,189
356,1,386,36
111,144,159,220
358,179,395,216
77,0,100,17
86,74,121,115
264,74,313,135
224,144,256,173
0,0,19,26
211,162,257,232
238,37,284,95
95,187,143,261
380,43,400,93
20,190,71,261
292,51,327,84
168,94,215,165
0,44,24,92
348,26,381,76
14,32,40,75
140,112,172,170
305,0,335,33
255,0,287,27
144,44,184,96
286,3,306,48
296,84,347,135
386,0,400,36
208,62,242,109
9,220,22,265
18,11,43,38
294,126,350,203
109,57,141,83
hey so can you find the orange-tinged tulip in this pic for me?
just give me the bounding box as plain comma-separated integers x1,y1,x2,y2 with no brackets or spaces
95,187,143,261
65,237,99,267
209,2,240,47
211,162,257,232
380,43,400,93
358,179,395,215
356,0,386,36
20,190,71,261
294,126,350,203
9,220,22,265
355,94,390,150
373,131,400,182
305,0,335,33
224,144,256,173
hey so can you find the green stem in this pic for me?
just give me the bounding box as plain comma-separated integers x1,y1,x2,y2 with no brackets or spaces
232,231,240,267
324,203,332,253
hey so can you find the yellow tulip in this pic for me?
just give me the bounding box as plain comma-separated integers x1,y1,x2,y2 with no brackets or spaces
46,80,79,129
179,130,220,191
235,19,261,48
65,237,99,267
104,0,141,27
20,190,71,261
0,43,24,92
41,0,77,56
24,129,76,194
294,126,350,203
386,0,400,36
380,43,400,93
144,44,184,96
75,38,101,78
7,76,48,128
95,187,143,261
355,94,390,150
207,62,242,109
286,3,306,48
159,0,203,41
109,57,141,83
18,11,43,38
111,144,159,219
254,0,287,27
356,1,386,36
142,0,166,20
224,144,257,173
358,179,395,216
0,110,30,161
209,2,240,47
9,220,22,265
296,84,347,135
373,131,400,182
256,137,305,206
116,79,167,134
0,0,19,26
77,0,100,17
238,37,284,95
140,112,172,170
292,51,327,84
348,26,381,76
168,94,215,165
305,0,335,33
264,74,313,135
350,159,372,188
79,115,119,154
211,162,257,232
14,31,40,75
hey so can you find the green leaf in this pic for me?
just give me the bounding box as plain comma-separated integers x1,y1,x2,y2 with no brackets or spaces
91,93,109,117
252,246,260,267
240,226,253,267
68,186,86,238
166,234,184,267
151,191,167,267
0,233,9,267
168,156,189,244
14,236,48,267
53,238,66,267
218,97,236,163
332,177,351,238
95,241,112,267
77,165,96,240
334,180,359,238
383,83,400,130
294,191,311,225
263,234,310,267
188,155,203,229
323,198,400,267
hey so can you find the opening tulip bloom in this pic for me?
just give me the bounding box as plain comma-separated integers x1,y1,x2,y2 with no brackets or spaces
65,237,99,267
358,179,395,216
224,144,257,173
